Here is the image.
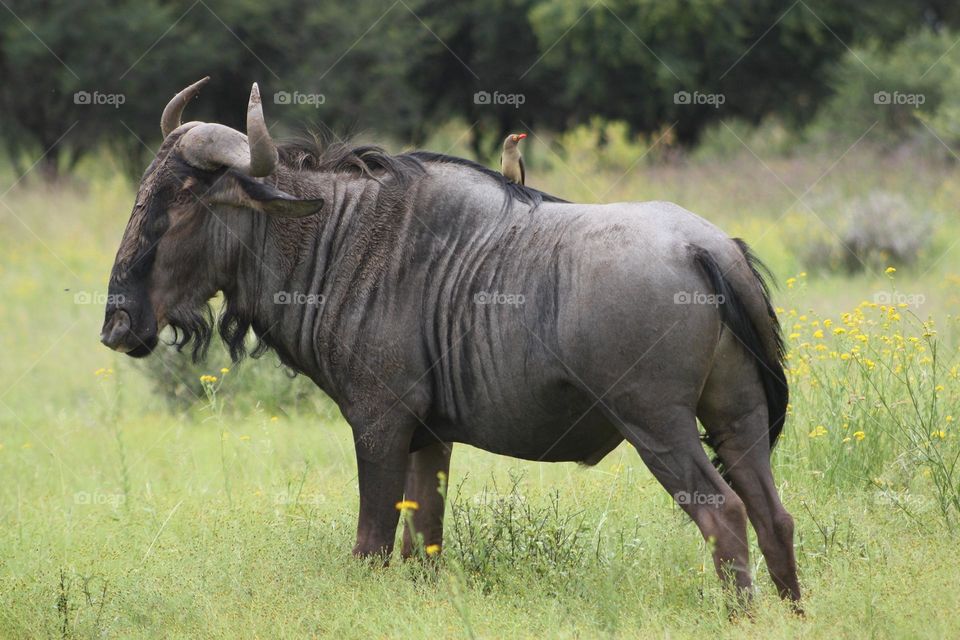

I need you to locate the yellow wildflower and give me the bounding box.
[884,266,896,274]
[809,425,828,438]
[395,500,419,511]
[200,375,218,384]
[220,367,230,374]
[931,430,946,440]
[854,431,865,441]
[425,544,441,556]
[813,329,824,339]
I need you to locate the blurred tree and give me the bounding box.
[0,0,184,178]
[523,0,930,143]
[1,0,958,179]
[0,0,427,179]
[813,27,960,149]
[408,0,558,159]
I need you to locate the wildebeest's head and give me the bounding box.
[100,78,323,358]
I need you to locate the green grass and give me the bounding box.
[1,143,959,638]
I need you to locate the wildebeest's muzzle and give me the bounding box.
[100,290,158,358]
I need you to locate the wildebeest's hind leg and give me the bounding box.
[401,441,453,558]
[604,403,753,598]
[698,345,802,604]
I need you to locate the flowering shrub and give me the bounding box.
[780,272,959,528]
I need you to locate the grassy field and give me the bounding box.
[1,140,959,638]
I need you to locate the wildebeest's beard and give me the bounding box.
[165,292,269,364]
[166,301,215,363]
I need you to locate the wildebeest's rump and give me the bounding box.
[101,80,801,605]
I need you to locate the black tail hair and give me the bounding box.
[692,239,788,479]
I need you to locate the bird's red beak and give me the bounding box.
[517,133,527,140]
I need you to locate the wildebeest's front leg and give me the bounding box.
[349,373,436,561]
[353,448,408,560]
[401,442,453,558]
[352,414,419,560]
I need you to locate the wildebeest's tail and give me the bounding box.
[691,239,788,477]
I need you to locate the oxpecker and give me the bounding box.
[500,133,527,185]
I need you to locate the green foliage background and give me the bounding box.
[4,0,960,175]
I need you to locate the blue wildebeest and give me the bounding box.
[101,79,800,604]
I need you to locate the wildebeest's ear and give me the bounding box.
[232,171,324,218]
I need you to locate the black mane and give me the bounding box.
[277,137,568,213]
[278,138,424,189]
[406,150,568,212]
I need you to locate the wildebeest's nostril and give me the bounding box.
[100,309,132,350]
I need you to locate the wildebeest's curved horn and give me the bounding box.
[161,77,210,138]
[178,83,278,177]
[246,83,278,177]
